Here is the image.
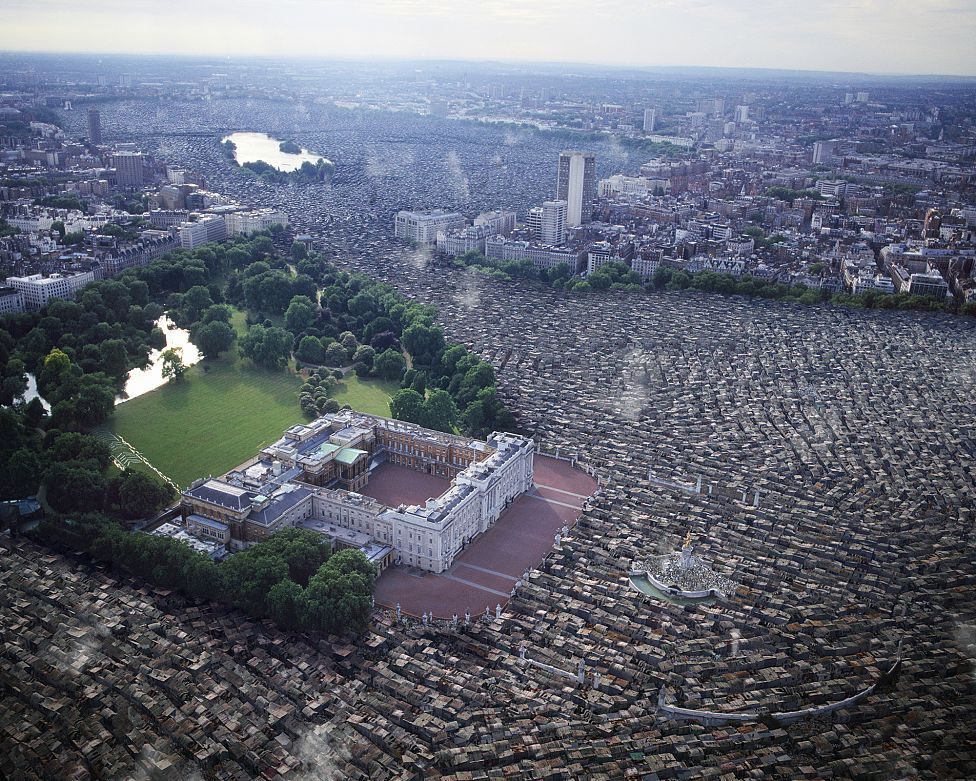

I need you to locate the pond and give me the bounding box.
[221,131,332,172]
[17,372,51,412]
[13,315,200,412]
[116,315,201,404]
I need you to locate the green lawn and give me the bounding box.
[107,312,399,488]
[331,374,399,417]
[108,311,304,488]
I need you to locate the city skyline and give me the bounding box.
[2,0,976,77]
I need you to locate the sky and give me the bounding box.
[2,0,975,76]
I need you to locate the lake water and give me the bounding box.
[13,315,200,412]
[17,373,51,412]
[222,131,331,172]
[116,315,201,404]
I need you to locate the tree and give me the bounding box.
[370,331,398,352]
[49,374,117,429]
[24,397,47,429]
[338,331,359,357]
[291,241,308,261]
[267,579,305,630]
[348,292,377,319]
[402,322,445,365]
[108,469,175,519]
[462,386,515,438]
[389,388,424,423]
[181,555,221,601]
[44,462,107,513]
[1,374,27,407]
[352,345,375,370]
[456,362,495,408]
[303,549,375,632]
[160,347,187,382]
[420,389,459,433]
[323,341,350,367]
[98,339,130,380]
[46,431,112,470]
[220,552,289,615]
[244,270,294,313]
[39,347,72,395]
[201,304,232,324]
[296,335,325,364]
[194,321,235,359]
[374,348,405,380]
[285,295,317,334]
[437,344,469,378]
[4,448,44,497]
[251,528,332,585]
[181,285,213,322]
[239,324,292,370]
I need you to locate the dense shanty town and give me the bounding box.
[1,54,975,780]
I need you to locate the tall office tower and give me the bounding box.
[856,91,869,103]
[540,200,567,245]
[556,151,596,227]
[696,97,724,116]
[87,109,102,145]
[111,151,145,187]
[734,105,749,123]
[643,108,657,132]
[812,140,837,166]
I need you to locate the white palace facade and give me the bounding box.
[181,411,535,573]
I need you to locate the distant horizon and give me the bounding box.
[3,0,975,78]
[2,49,976,83]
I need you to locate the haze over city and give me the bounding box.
[2,0,976,75]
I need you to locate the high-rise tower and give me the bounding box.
[87,108,102,145]
[643,108,657,133]
[556,150,596,227]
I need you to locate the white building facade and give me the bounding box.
[224,208,289,236]
[5,270,97,310]
[395,210,466,243]
[177,215,227,249]
[0,286,25,315]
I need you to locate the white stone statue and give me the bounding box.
[395,602,401,621]
[495,603,502,619]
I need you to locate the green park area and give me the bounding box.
[330,374,400,417]
[107,313,396,488]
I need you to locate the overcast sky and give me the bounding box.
[2,0,975,76]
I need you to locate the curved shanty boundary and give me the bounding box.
[656,641,903,726]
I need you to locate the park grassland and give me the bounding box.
[109,312,397,487]
[330,374,400,417]
[109,353,304,490]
